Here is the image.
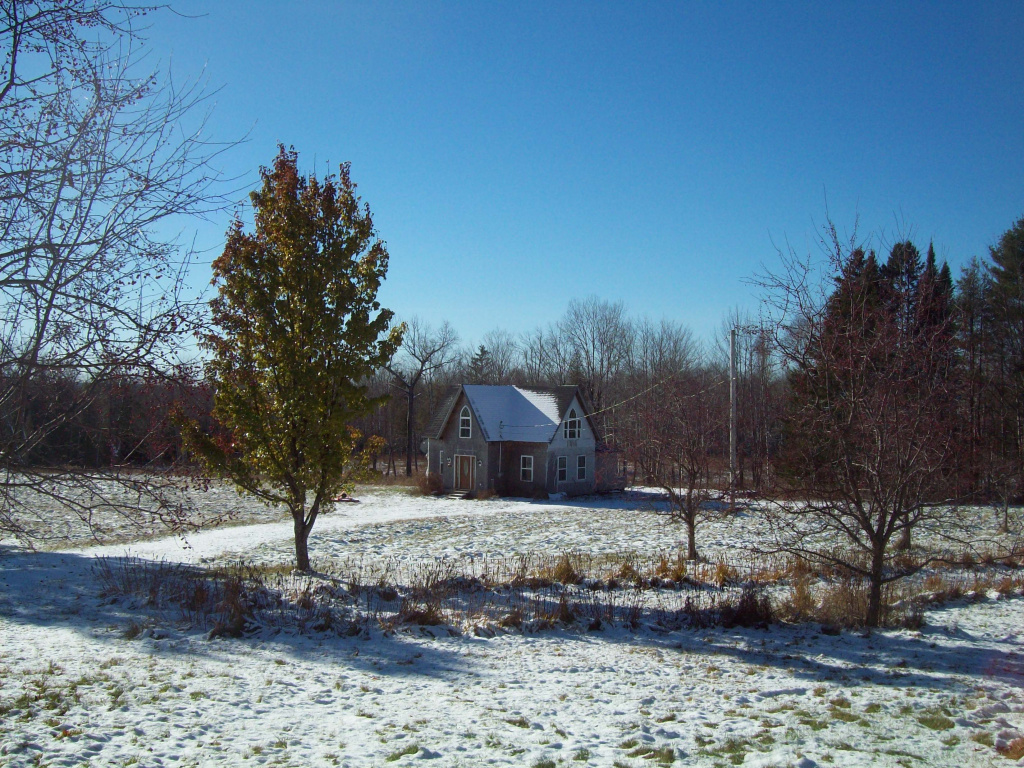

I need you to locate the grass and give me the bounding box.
[998,738,1024,760]
[385,744,419,762]
[917,713,955,731]
[625,744,674,764]
[971,732,995,747]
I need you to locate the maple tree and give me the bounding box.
[189,147,403,570]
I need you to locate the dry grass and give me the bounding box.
[94,537,1023,638]
[998,737,1024,760]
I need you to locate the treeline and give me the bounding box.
[11,216,1024,509]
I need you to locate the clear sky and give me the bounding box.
[146,1,1024,345]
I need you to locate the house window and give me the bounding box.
[459,406,471,438]
[577,454,587,480]
[557,455,567,482]
[564,408,580,439]
[521,455,533,482]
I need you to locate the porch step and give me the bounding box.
[443,492,469,501]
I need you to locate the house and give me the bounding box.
[424,384,626,497]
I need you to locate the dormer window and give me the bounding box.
[459,406,471,438]
[564,408,580,440]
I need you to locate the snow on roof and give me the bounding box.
[463,385,563,442]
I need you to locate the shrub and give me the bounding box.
[816,578,869,628]
[782,575,816,622]
[549,552,584,585]
[713,562,738,586]
[415,473,444,496]
[721,583,773,628]
[656,553,687,582]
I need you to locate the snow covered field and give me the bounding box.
[1,488,1022,767]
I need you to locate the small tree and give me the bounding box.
[629,368,724,560]
[385,318,459,476]
[760,224,963,626]
[190,147,402,570]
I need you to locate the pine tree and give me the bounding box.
[466,346,493,384]
[187,147,403,570]
[985,216,1024,503]
[774,236,961,626]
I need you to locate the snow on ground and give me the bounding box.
[0,489,1022,767]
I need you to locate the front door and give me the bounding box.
[456,455,474,491]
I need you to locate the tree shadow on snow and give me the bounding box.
[546,607,1024,694]
[0,546,473,678]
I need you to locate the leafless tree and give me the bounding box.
[714,309,782,491]
[479,328,521,384]
[558,296,632,414]
[623,325,723,560]
[757,223,968,626]
[386,318,460,475]
[0,1,233,543]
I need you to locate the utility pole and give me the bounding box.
[729,326,737,510]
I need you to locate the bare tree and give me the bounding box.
[758,224,965,626]
[714,310,781,491]
[0,1,232,542]
[386,318,460,475]
[624,330,723,560]
[558,296,632,414]
[479,328,521,384]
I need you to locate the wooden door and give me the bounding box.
[456,455,474,491]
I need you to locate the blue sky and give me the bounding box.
[148,1,1024,344]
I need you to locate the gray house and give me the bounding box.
[424,385,625,497]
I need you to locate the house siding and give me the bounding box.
[547,396,597,495]
[435,392,490,492]
[494,441,547,497]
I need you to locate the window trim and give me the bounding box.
[577,454,587,480]
[557,455,567,482]
[520,455,533,483]
[459,406,471,439]
[564,407,581,440]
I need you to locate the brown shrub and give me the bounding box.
[713,562,738,587]
[548,552,584,586]
[998,737,1024,760]
[816,578,870,628]
[720,583,774,628]
[656,553,688,582]
[415,473,444,496]
[781,575,817,622]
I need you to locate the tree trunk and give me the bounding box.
[293,514,311,572]
[866,548,885,627]
[686,516,698,561]
[405,387,415,476]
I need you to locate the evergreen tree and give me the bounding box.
[773,235,962,626]
[466,345,493,384]
[187,147,403,570]
[881,240,923,335]
[985,216,1024,501]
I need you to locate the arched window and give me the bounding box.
[564,408,580,439]
[459,406,471,438]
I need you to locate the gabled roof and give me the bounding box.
[427,384,587,443]
[424,385,460,441]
